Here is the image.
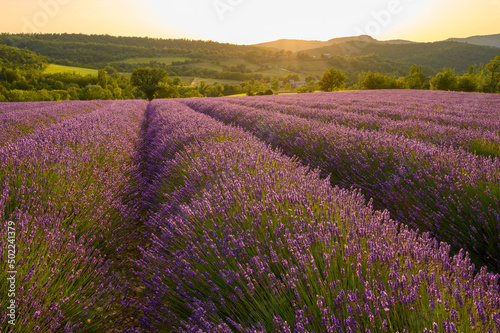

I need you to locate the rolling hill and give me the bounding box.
[252,35,377,52]
[0,44,48,70]
[1,33,498,83]
[447,33,500,48]
[253,35,415,52]
[300,40,500,74]
[0,33,269,69]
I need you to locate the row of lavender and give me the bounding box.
[0,101,107,147]
[221,91,500,158]
[136,99,500,332]
[248,90,500,132]
[0,100,147,332]
[180,93,500,274]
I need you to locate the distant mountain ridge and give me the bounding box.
[253,33,500,52]
[251,33,500,74]
[1,32,498,79]
[446,33,500,48]
[300,40,499,74]
[252,35,376,52]
[253,35,416,52]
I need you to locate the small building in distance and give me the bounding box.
[290,80,306,88]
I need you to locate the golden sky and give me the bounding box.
[1,0,499,44]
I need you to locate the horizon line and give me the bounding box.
[2,31,500,47]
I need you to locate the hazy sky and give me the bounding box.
[1,0,499,44]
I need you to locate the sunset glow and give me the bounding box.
[1,0,498,44]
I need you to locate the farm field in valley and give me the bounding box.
[42,64,100,76]
[190,76,244,86]
[1,90,500,332]
[118,56,192,65]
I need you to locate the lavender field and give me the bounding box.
[1,90,500,332]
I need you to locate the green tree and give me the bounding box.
[485,56,500,93]
[1,68,21,84]
[53,80,65,90]
[172,77,183,86]
[215,83,224,96]
[112,87,122,99]
[104,65,119,78]
[36,89,53,101]
[430,68,457,91]
[50,90,70,101]
[197,81,209,96]
[281,74,300,84]
[318,67,346,92]
[271,77,281,91]
[456,74,477,92]
[305,75,317,83]
[468,65,475,76]
[67,86,81,100]
[0,86,6,101]
[404,64,427,89]
[359,71,401,90]
[184,89,203,98]
[97,69,107,89]
[223,84,239,96]
[130,67,168,101]
[82,85,107,100]
[156,84,180,99]
[298,80,318,93]
[245,84,255,96]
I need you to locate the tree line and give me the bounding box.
[0,34,275,70]
[306,40,500,75]
[0,66,249,102]
[0,39,498,102]
[317,56,500,94]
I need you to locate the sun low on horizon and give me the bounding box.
[1,0,499,45]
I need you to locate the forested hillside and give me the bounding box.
[0,33,270,68]
[301,40,500,74]
[0,33,498,102]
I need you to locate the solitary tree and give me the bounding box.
[131,67,168,101]
[318,67,346,92]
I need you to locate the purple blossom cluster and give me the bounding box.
[2,91,500,332]
[180,91,500,273]
[0,100,147,332]
[0,100,106,146]
[137,99,500,332]
[220,91,500,158]
[240,90,500,132]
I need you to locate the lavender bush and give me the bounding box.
[241,90,500,132]
[2,91,500,332]
[137,99,500,332]
[181,92,500,273]
[0,100,106,146]
[221,92,500,158]
[0,100,147,332]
